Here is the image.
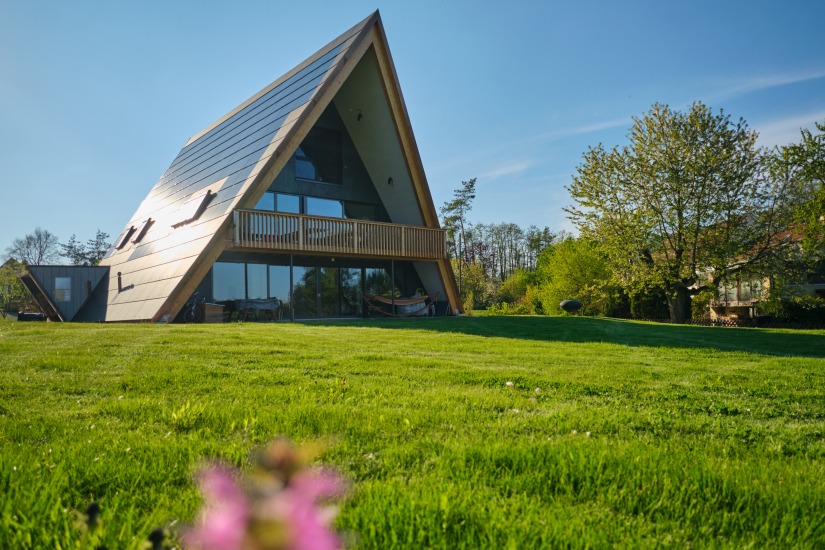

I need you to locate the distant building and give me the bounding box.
[710,273,825,320]
[21,12,461,322]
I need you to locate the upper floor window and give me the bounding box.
[295,127,341,184]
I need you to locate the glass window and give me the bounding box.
[292,266,317,319]
[305,197,343,218]
[268,265,291,305]
[254,191,275,211]
[365,268,396,298]
[339,268,361,316]
[275,193,300,213]
[173,190,214,228]
[344,202,378,221]
[131,218,153,244]
[318,267,339,317]
[294,127,341,184]
[247,264,267,300]
[116,226,136,249]
[213,262,245,301]
[55,277,71,302]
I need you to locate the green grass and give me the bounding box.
[1,316,823,548]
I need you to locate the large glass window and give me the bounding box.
[254,191,275,211]
[276,193,300,213]
[247,264,267,300]
[305,197,343,218]
[292,266,317,319]
[55,277,71,302]
[318,267,340,317]
[213,262,245,301]
[295,127,341,184]
[269,265,291,306]
[339,268,361,316]
[344,202,378,221]
[365,268,397,298]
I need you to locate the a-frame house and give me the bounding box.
[91,10,459,322]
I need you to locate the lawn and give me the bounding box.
[1,316,823,548]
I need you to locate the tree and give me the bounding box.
[5,227,60,265]
[59,234,88,266]
[59,230,111,266]
[535,237,626,316]
[566,102,793,322]
[85,230,111,266]
[779,119,825,254]
[0,260,29,317]
[440,178,477,262]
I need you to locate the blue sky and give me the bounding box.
[2,0,824,257]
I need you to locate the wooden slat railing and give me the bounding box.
[231,209,446,260]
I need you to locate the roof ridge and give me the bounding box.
[184,10,379,147]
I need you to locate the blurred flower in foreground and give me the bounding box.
[184,439,348,550]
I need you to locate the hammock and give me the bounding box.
[362,291,439,317]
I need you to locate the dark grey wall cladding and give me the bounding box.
[28,266,109,321]
[268,104,384,207]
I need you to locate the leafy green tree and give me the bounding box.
[535,237,625,316]
[777,119,825,254]
[452,259,491,312]
[0,260,28,317]
[566,102,793,322]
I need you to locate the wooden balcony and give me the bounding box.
[230,209,447,261]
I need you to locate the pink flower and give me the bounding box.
[279,469,347,550]
[184,466,248,550]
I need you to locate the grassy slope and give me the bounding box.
[0,316,823,548]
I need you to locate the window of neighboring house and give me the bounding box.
[295,127,342,184]
[55,277,71,302]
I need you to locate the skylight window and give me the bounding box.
[131,218,153,244]
[115,226,136,249]
[173,190,215,228]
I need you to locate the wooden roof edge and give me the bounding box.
[184,11,380,147]
[437,258,463,315]
[368,17,441,230]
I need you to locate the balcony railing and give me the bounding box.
[230,209,447,260]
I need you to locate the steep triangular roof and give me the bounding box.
[99,11,459,321]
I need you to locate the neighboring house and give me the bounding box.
[709,275,769,320]
[21,11,461,322]
[709,272,825,320]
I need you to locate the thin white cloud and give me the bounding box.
[478,160,532,181]
[712,67,825,101]
[756,109,825,148]
[428,116,630,174]
[539,117,631,140]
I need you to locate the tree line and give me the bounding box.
[5,228,111,267]
[443,103,824,323]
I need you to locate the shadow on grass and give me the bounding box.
[304,316,825,359]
